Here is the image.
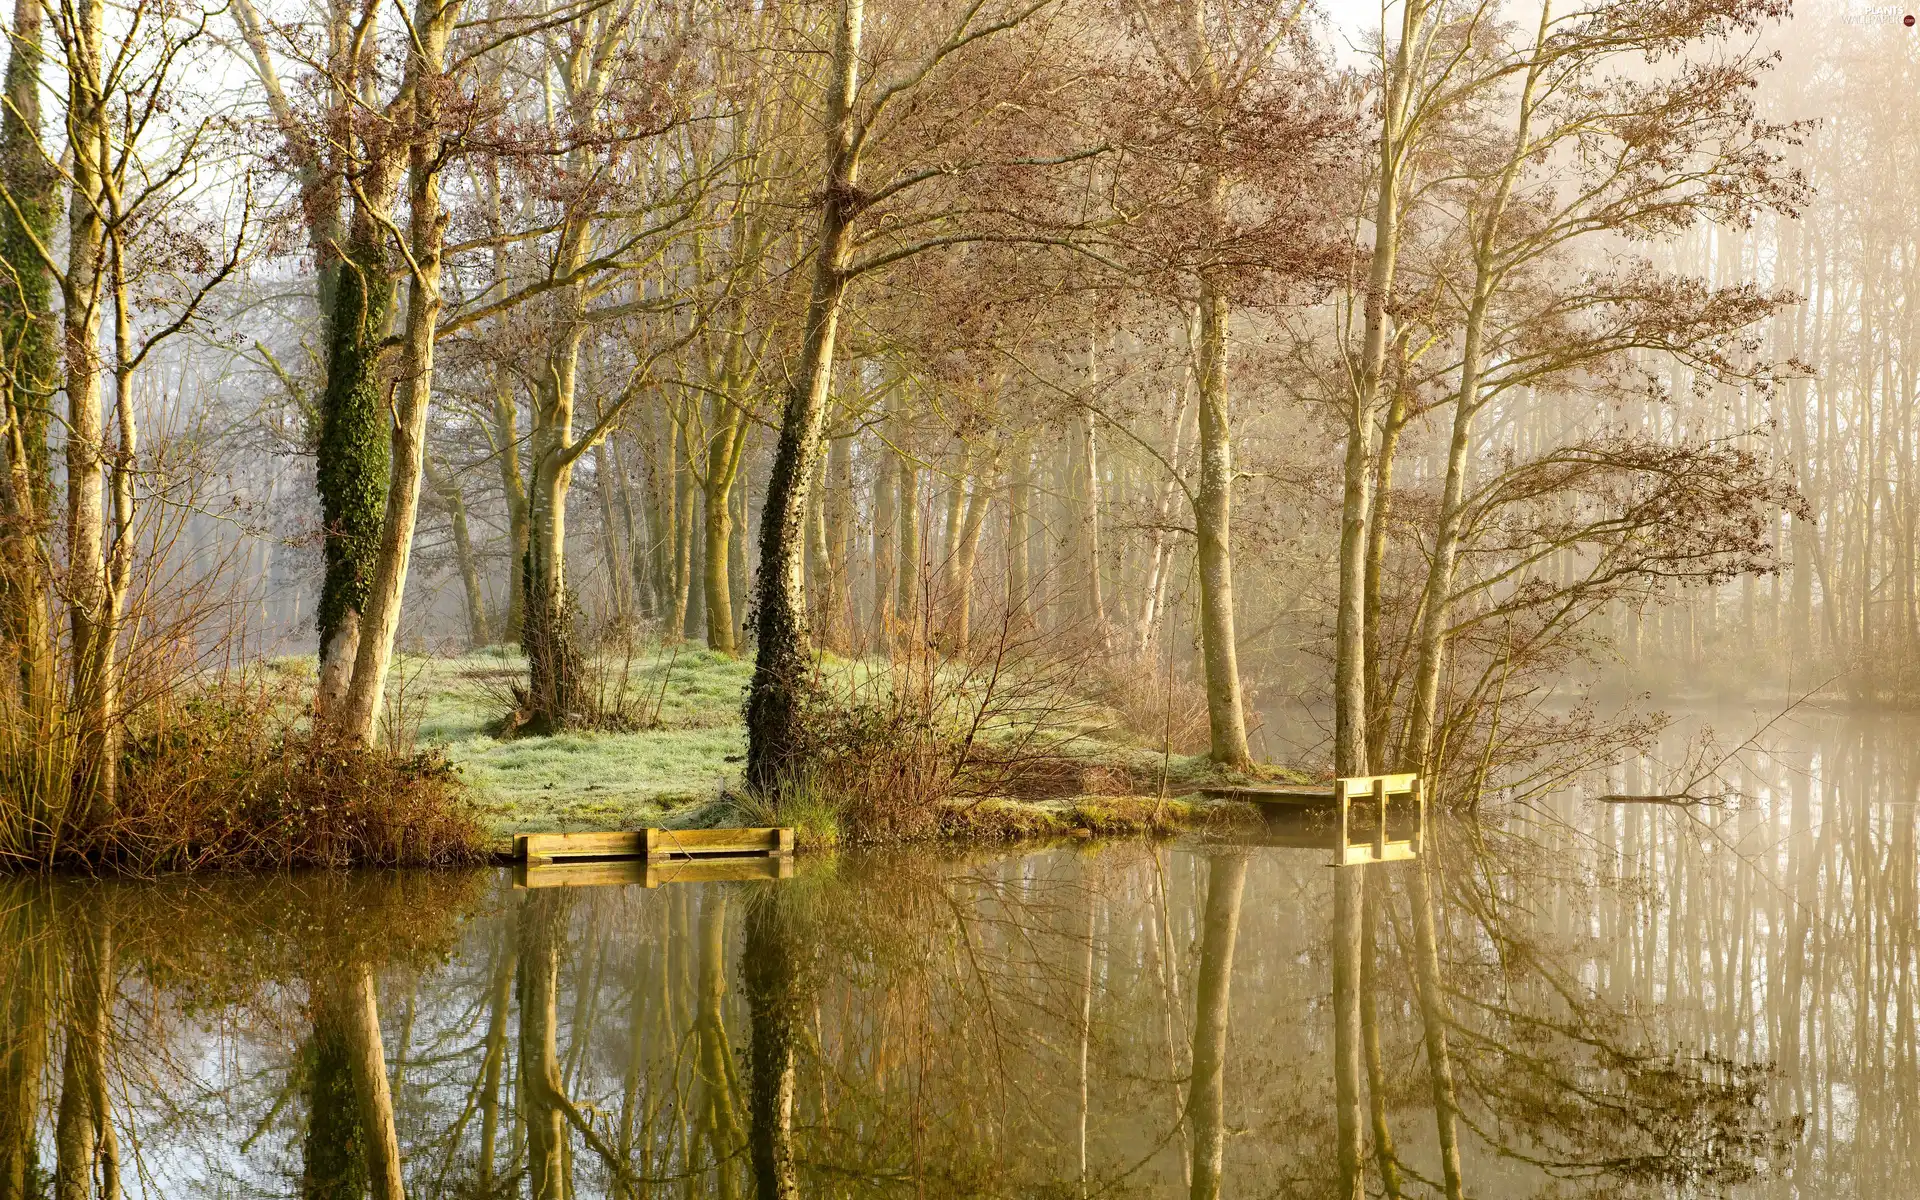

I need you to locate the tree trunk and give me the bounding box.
[1186,852,1247,1200]
[612,433,653,620]
[1193,278,1252,768]
[1006,437,1032,627]
[1400,28,1544,771]
[521,311,586,731]
[1078,396,1109,646]
[494,372,529,642]
[1336,0,1425,779]
[334,0,461,744]
[0,0,57,770]
[744,9,867,794]
[951,468,991,654]
[1363,352,1412,765]
[340,967,403,1200]
[745,0,867,793]
[703,401,750,654]
[302,973,367,1200]
[594,438,629,623]
[895,449,921,647]
[938,447,969,638]
[1136,372,1192,655]
[425,454,488,649]
[475,929,513,1195]
[730,461,749,647]
[315,218,396,715]
[870,438,897,644]
[822,433,853,651]
[60,0,110,820]
[694,892,742,1192]
[670,421,695,640]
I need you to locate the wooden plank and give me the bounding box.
[648,829,791,856]
[644,827,792,860]
[1332,773,1419,799]
[1199,785,1336,805]
[517,831,648,861]
[514,854,795,890]
[515,827,795,862]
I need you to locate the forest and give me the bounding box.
[0,0,1904,867]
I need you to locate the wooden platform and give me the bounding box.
[513,827,795,866]
[1210,774,1425,867]
[1200,784,1337,806]
[514,854,795,890]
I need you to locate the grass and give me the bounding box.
[376,645,753,847]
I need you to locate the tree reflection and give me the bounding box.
[0,788,1887,1200]
[1407,852,1462,1200]
[1185,852,1246,1200]
[744,886,816,1200]
[1330,866,1363,1200]
[516,888,570,1200]
[0,884,51,1200]
[300,974,367,1200]
[53,889,115,1200]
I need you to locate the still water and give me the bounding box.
[0,708,1914,1198]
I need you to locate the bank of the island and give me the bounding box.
[397,644,1296,856]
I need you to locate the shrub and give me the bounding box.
[1,676,485,872]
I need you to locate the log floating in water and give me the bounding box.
[513,827,796,865]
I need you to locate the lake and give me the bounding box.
[1,706,1913,1198]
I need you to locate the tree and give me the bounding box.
[1390,0,1803,772]
[1104,0,1349,767]
[746,0,1095,794]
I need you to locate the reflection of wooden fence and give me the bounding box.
[1203,774,1424,866]
[513,827,795,865]
[514,854,795,890]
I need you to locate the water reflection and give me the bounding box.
[2,712,1915,1197]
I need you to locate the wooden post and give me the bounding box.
[1372,776,1388,863]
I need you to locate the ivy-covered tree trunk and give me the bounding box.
[332,0,463,746]
[0,0,58,771]
[521,325,584,733]
[314,222,394,716]
[744,0,863,796]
